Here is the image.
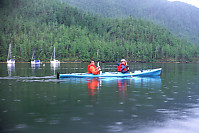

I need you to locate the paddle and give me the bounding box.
[97,49,101,74]
[124,60,133,77]
[126,61,130,72]
[97,61,102,74]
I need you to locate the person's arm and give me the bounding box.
[90,66,99,75]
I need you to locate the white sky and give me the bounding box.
[168,0,199,8]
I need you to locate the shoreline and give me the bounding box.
[1,61,198,63]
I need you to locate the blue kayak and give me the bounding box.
[57,68,162,78]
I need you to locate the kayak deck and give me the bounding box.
[58,68,162,78]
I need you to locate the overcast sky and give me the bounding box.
[168,0,199,8]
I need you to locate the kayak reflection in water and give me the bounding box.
[117,59,130,73]
[88,78,99,96]
[88,61,101,75]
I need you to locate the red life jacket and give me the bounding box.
[88,64,98,74]
[118,63,127,72]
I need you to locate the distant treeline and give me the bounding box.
[0,0,198,62]
[63,0,199,46]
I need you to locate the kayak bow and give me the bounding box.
[57,68,162,79]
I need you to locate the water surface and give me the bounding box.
[0,63,199,133]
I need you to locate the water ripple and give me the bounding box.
[15,124,27,129]
[48,120,59,125]
[34,118,46,123]
[70,117,82,121]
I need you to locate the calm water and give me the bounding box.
[0,62,199,133]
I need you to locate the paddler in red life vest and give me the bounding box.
[117,59,129,73]
[88,61,101,75]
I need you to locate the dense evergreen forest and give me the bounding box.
[0,0,198,62]
[63,0,199,46]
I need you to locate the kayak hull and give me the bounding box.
[58,68,162,78]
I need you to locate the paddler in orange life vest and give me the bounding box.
[88,61,101,75]
[117,59,129,73]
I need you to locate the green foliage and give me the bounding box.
[0,0,198,62]
[63,0,199,46]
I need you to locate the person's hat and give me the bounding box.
[121,59,126,62]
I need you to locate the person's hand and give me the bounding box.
[127,66,130,71]
[97,66,101,71]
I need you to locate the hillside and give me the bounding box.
[62,0,199,46]
[0,0,198,62]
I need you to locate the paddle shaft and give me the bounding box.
[126,61,130,71]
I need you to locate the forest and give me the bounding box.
[0,0,198,62]
[63,0,199,46]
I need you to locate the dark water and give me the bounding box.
[0,63,199,133]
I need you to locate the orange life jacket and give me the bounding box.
[118,63,127,72]
[88,64,98,74]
